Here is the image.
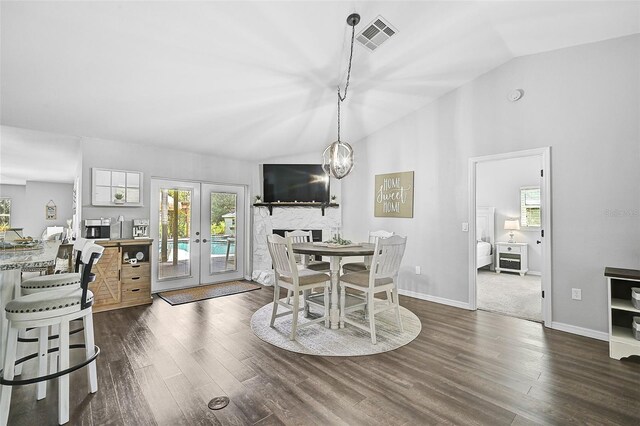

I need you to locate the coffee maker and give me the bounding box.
[132,219,149,239]
[84,218,111,240]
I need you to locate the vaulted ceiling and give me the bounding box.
[2,1,638,162]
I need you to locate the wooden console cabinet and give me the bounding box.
[92,239,153,313]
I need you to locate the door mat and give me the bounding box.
[158,281,260,306]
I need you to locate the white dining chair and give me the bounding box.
[267,234,330,340]
[339,235,406,344]
[342,230,394,273]
[1,243,103,425]
[284,230,330,271]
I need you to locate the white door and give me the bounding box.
[200,183,245,284]
[151,179,245,292]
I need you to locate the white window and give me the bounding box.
[520,187,540,228]
[0,198,11,230]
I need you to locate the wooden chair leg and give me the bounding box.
[368,292,377,344]
[0,326,19,426]
[13,329,25,376]
[83,313,98,394]
[324,283,330,328]
[393,287,403,332]
[36,326,48,400]
[386,289,393,306]
[339,285,346,329]
[286,289,292,304]
[303,289,310,318]
[49,324,59,375]
[58,321,70,425]
[270,282,279,327]
[290,291,300,341]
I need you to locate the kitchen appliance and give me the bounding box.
[84,218,111,240]
[132,219,149,239]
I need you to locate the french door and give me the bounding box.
[150,179,246,292]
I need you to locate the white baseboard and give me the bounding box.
[528,271,541,276]
[551,321,609,341]
[398,289,470,310]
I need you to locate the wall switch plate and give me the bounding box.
[572,288,582,300]
[462,222,469,232]
[415,266,421,275]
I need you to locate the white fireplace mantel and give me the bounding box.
[251,206,341,285]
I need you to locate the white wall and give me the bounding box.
[81,137,255,239]
[477,156,542,273]
[0,181,73,237]
[341,34,640,334]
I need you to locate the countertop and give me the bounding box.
[0,241,61,271]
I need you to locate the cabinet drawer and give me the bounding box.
[122,263,150,280]
[500,245,521,254]
[122,280,151,302]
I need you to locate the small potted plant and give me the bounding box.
[330,195,337,203]
[255,195,262,203]
[114,192,125,204]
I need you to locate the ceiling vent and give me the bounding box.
[356,16,397,51]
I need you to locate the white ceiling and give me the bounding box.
[1,1,638,162]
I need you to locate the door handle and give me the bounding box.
[203,239,208,243]
[195,239,200,243]
[536,240,542,244]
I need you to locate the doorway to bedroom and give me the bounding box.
[469,148,551,325]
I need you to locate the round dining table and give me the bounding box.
[291,242,374,329]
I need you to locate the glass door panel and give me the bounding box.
[201,183,245,283]
[151,179,200,291]
[158,188,193,280]
[208,192,237,274]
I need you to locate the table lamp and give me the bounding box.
[504,219,520,243]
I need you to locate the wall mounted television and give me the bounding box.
[262,164,330,203]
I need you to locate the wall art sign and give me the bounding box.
[46,200,57,220]
[374,171,414,218]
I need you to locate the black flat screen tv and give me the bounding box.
[262,164,329,203]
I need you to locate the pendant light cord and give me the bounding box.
[337,22,357,142]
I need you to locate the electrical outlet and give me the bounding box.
[571,288,582,300]
[462,222,469,232]
[415,266,421,275]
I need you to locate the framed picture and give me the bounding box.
[46,200,57,220]
[374,171,414,218]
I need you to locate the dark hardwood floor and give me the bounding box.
[7,285,640,425]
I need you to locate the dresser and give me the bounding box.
[495,242,528,276]
[92,239,152,312]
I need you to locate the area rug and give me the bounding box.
[159,281,260,305]
[477,270,542,322]
[250,299,421,356]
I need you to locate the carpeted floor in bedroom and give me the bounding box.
[477,270,542,322]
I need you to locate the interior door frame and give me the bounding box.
[468,147,552,326]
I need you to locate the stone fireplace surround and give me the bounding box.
[252,206,341,285]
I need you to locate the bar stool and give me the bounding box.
[0,243,103,425]
[20,237,89,296]
[14,238,89,377]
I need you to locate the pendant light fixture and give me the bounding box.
[322,13,360,180]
